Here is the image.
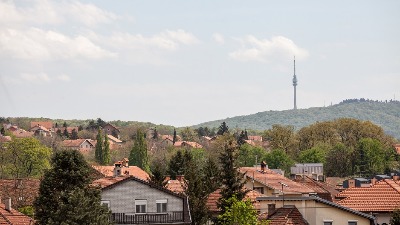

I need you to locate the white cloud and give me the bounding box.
[20,73,71,83]
[229,35,309,62]
[213,33,225,44]
[0,0,119,28]
[0,28,116,60]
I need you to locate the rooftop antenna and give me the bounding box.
[292,56,298,110]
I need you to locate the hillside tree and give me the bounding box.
[217,122,229,135]
[129,129,150,173]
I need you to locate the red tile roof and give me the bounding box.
[166,180,186,194]
[294,176,340,202]
[62,139,93,148]
[30,121,52,130]
[248,136,263,142]
[240,167,314,194]
[266,205,309,225]
[10,130,33,138]
[107,135,122,143]
[181,141,203,149]
[0,179,40,209]
[336,179,400,212]
[0,202,34,225]
[92,165,150,181]
[206,188,265,213]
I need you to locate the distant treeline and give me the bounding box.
[339,98,400,105]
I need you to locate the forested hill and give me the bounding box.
[193,100,400,140]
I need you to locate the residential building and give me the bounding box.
[336,178,400,224]
[92,159,150,181]
[61,139,95,152]
[293,175,340,202]
[342,178,371,188]
[102,123,120,139]
[29,125,52,137]
[174,141,203,149]
[256,196,375,225]
[0,198,34,225]
[290,163,324,181]
[93,176,191,225]
[30,121,53,131]
[259,205,309,225]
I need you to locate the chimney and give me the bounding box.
[5,198,11,212]
[113,162,122,177]
[371,177,377,185]
[393,175,399,181]
[267,204,276,217]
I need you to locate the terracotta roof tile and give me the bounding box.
[0,203,34,225]
[336,179,400,212]
[166,180,186,194]
[294,176,339,202]
[0,179,40,209]
[62,139,93,148]
[268,205,309,225]
[30,121,52,129]
[92,165,150,181]
[240,167,314,194]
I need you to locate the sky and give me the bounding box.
[1,0,399,127]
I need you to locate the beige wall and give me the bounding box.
[259,199,372,225]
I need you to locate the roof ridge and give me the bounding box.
[384,179,400,194]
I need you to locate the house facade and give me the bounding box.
[61,139,94,152]
[93,176,191,225]
[257,196,375,225]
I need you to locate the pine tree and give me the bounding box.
[150,163,167,187]
[129,129,150,173]
[63,121,67,128]
[95,128,103,164]
[152,128,159,139]
[102,134,111,165]
[168,150,185,180]
[34,150,111,225]
[237,131,247,146]
[217,134,247,215]
[203,158,220,195]
[63,128,69,139]
[184,156,209,225]
[244,129,249,140]
[217,122,229,135]
[71,128,79,140]
[173,128,177,145]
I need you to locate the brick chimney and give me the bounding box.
[113,162,122,177]
[5,198,11,212]
[261,161,267,172]
[176,175,184,182]
[393,175,400,181]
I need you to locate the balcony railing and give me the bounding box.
[111,211,184,224]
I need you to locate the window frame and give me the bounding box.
[348,221,358,225]
[156,199,168,213]
[101,200,110,209]
[135,199,147,214]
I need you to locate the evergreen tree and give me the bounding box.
[217,122,229,135]
[203,157,220,196]
[63,128,69,139]
[129,129,150,173]
[152,128,159,139]
[184,156,209,225]
[55,122,58,128]
[78,125,83,131]
[244,130,249,140]
[217,196,258,225]
[217,134,247,215]
[168,150,185,180]
[95,128,103,164]
[102,134,111,165]
[173,128,178,145]
[150,163,167,187]
[237,131,247,146]
[63,121,67,128]
[56,129,62,137]
[71,129,79,140]
[34,150,111,225]
[0,127,5,135]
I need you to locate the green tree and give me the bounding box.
[34,150,111,225]
[0,127,5,135]
[238,144,267,167]
[325,143,353,177]
[102,134,111,165]
[184,152,209,225]
[355,138,386,177]
[217,196,258,225]
[264,149,294,174]
[129,129,150,173]
[203,157,220,195]
[168,150,185,180]
[264,125,296,155]
[3,137,51,178]
[390,207,400,225]
[56,129,62,137]
[95,128,103,164]
[152,128,159,139]
[217,122,229,135]
[298,145,328,164]
[150,163,167,187]
[173,128,178,144]
[217,134,247,214]
[71,128,79,140]
[63,128,69,139]
[181,127,196,141]
[63,121,68,128]
[237,131,247,146]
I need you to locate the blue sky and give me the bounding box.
[1,0,399,127]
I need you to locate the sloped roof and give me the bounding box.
[107,135,122,143]
[206,188,265,213]
[294,176,340,202]
[240,167,314,194]
[0,179,40,209]
[181,141,203,149]
[62,139,93,148]
[166,179,186,194]
[336,179,400,212]
[102,123,120,132]
[0,202,34,225]
[29,125,50,132]
[92,165,150,181]
[267,205,309,225]
[11,130,33,138]
[30,121,52,129]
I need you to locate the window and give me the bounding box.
[348,221,357,225]
[323,222,332,225]
[254,187,264,194]
[135,200,147,213]
[101,200,110,208]
[156,199,167,213]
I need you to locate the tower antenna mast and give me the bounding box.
[293,56,298,110]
